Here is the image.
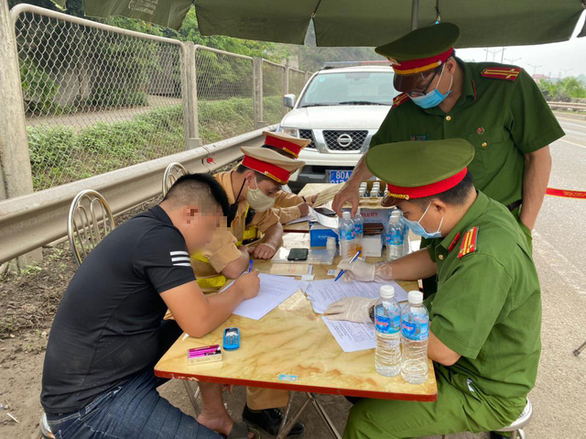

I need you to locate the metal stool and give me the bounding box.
[39,412,55,439]
[441,398,532,439]
[67,189,115,266]
[162,162,188,197]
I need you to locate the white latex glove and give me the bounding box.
[336,258,376,282]
[325,297,378,323]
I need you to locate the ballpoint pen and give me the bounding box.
[334,250,361,282]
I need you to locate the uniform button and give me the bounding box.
[438,254,444,260]
[482,142,488,147]
[445,116,452,121]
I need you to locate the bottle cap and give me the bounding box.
[343,211,351,219]
[380,285,395,299]
[408,290,423,304]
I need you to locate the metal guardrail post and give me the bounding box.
[182,42,202,149]
[0,0,42,268]
[253,57,266,129]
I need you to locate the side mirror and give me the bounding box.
[283,94,296,108]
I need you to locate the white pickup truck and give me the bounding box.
[276,63,399,190]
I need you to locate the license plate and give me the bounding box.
[328,170,352,184]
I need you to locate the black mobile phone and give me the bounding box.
[287,248,309,261]
[313,206,336,217]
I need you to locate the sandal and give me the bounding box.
[223,420,261,439]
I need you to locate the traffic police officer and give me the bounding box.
[191,144,306,436]
[333,22,564,255]
[326,139,541,439]
[261,131,320,224]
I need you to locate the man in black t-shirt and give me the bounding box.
[41,174,260,439]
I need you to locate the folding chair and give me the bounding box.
[162,162,188,197]
[67,189,115,266]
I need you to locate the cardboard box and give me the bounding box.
[310,224,339,248]
[362,234,383,257]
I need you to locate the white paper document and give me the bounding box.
[321,317,376,352]
[231,274,301,320]
[305,279,408,314]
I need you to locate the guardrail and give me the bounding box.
[0,126,275,263]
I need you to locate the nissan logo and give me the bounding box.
[337,133,353,147]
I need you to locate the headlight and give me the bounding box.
[281,127,299,137]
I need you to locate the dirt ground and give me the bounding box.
[1,202,585,438]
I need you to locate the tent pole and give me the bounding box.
[411,0,419,30]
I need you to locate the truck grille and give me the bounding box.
[299,129,316,149]
[323,130,367,151]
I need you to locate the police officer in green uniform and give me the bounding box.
[332,22,564,284]
[325,139,541,439]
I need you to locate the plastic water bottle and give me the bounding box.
[374,285,402,377]
[401,291,429,384]
[353,209,364,255]
[385,210,404,261]
[339,211,356,259]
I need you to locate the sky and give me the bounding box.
[457,11,586,79]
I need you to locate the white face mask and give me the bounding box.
[246,178,275,212]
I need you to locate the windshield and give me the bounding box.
[298,71,398,108]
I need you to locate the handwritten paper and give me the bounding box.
[231,274,301,320]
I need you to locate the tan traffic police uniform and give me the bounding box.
[191,145,305,411]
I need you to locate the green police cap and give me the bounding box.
[375,22,460,92]
[365,138,474,206]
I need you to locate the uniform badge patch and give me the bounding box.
[476,127,485,135]
[410,134,430,141]
[458,227,478,258]
[392,92,410,109]
[480,67,521,81]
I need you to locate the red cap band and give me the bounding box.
[264,136,302,158]
[386,168,467,200]
[241,155,290,184]
[391,48,454,75]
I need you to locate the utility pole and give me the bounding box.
[500,48,506,63]
[528,64,541,75]
[505,57,522,65]
[485,49,500,62]
[560,68,573,77]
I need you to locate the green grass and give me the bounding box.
[27,96,284,191]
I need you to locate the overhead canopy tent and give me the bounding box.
[75,0,586,48]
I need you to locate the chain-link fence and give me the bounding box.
[262,60,287,124]
[13,8,185,192]
[195,47,254,145]
[289,68,308,97]
[4,5,313,197]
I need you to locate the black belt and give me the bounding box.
[507,200,522,212]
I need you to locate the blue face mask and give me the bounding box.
[410,66,453,109]
[403,203,444,239]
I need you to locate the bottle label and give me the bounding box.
[375,314,401,334]
[387,229,403,246]
[401,318,429,341]
[354,224,363,235]
[340,228,355,240]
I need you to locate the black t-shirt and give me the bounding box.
[41,206,195,414]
